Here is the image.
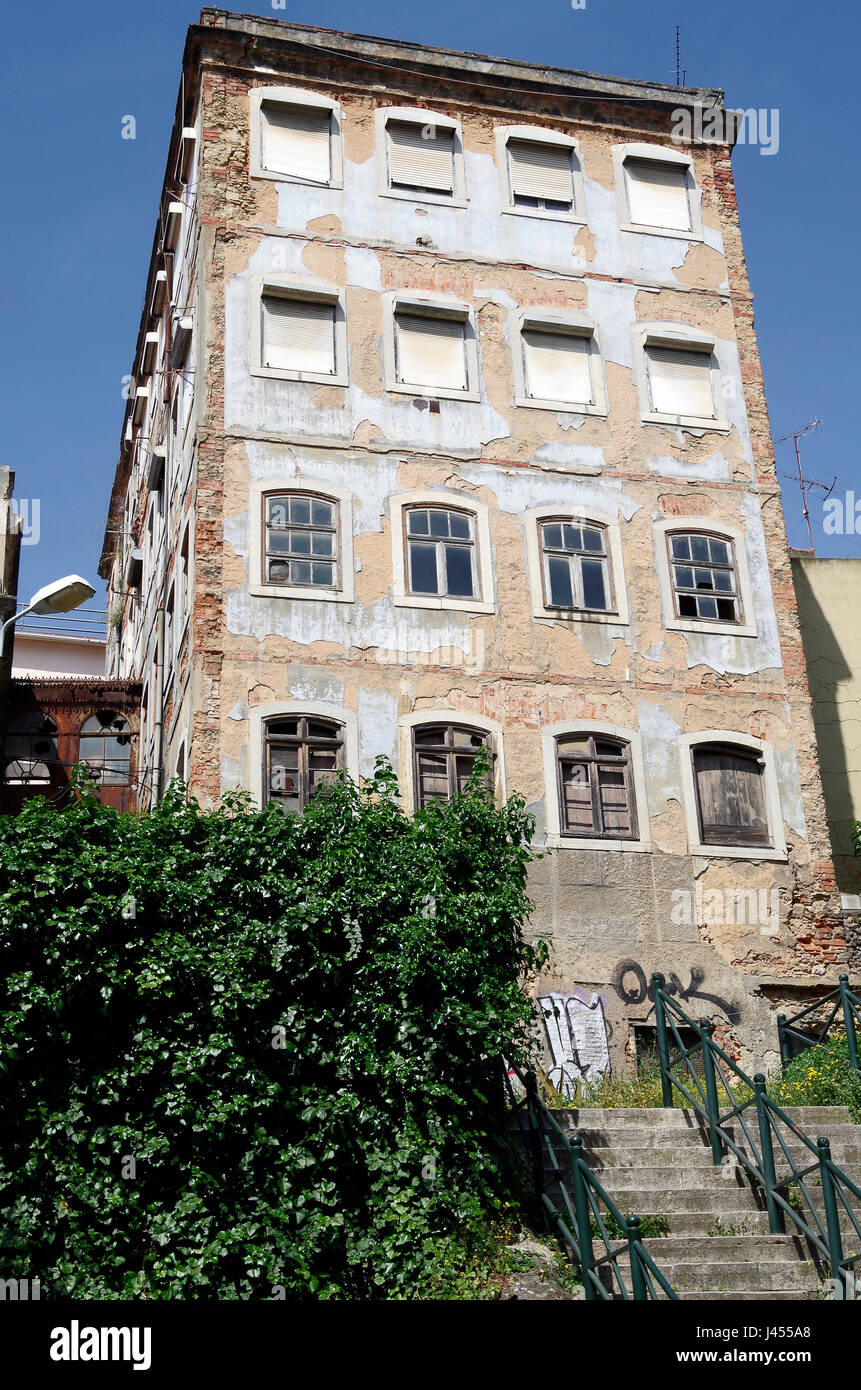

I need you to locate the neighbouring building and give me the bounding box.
[0,470,140,816]
[791,552,861,906]
[98,9,858,1079]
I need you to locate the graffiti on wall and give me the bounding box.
[539,990,611,1097]
[610,959,741,1025]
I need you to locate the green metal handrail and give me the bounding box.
[505,1061,678,1300]
[777,974,860,1075]
[652,973,861,1298]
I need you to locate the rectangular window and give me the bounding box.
[556,735,636,840]
[669,533,739,623]
[265,716,344,814]
[412,724,491,807]
[508,139,574,210]
[387,121,454,193]
[261,102,332,184]
[523,329,593,405]
[406,507,475,599]
[541,521,610,612]
[265,494,338,589]
[646,345,715,419]
[395,313,467,392]
[625,159,691,231]
[262,295,336,376]
[693,745,769,847]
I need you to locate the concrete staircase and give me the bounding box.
[546,1105,861,1300]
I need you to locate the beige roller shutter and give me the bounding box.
[625,159,691,230]
[646,346,714,417]
[262,296,336,374]
[395,313,466,390]
[523,330,593,404]
[508,140,574,205]
[262,103,331,184]
[387,121,454,192]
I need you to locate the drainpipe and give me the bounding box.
[152,602,165,805]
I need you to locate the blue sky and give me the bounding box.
[3,0,858,608]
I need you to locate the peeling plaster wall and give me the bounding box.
[103,18,854,1077]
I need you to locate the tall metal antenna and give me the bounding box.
[774,418,832,552]
[675,26,681,85]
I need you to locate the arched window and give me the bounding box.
[667,531,740,624]
[412,723,492,807]
[263,492,339,590]
[691,742,769,847]
[2,712,58,784]
[264,715,344,814]
[540,518,611,612]
[79,712,132,786]
[555,733,637,840]
[405,506,477,599]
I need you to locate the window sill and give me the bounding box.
[689,843,788,863]
[251,170,343,191]
[379,187,467,209]
[393,593,494,615]
[249,582,355,604]
[532,606,626,626]
[515,394,607,417]
[620,222,703,242]
[251,366,349,388]
[386,381,480,404]
[666,616,757,639]
[642,410,730,433]
[502,205,585,226]
[545,834,651,852]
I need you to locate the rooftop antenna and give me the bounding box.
[774,418,833,552]
[675,26,686,86]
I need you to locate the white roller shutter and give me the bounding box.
[625,159,691,230]
[523,330,593,404]
[395,314,466,390]
[387,121,454,192]
[262,296,336,374]
[646,346,715,417]
[508,140,574,206]
[262,103,331,184]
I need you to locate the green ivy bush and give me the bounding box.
[0,759,544,1299]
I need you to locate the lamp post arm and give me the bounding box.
[0,601,36,659]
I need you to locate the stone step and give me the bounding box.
[682,1289,824,1301]
[640,1234,807,1262]
[556,1164,753,1191]
[578,1146,721,1170]
[548,1128,711,1150]
[657,1209,775,1236]
[547,1185,763,1215]
[618,1260,819,1294]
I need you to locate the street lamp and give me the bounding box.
[0,575,97,657]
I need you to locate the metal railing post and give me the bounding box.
[524,1070,545,1213]
[652,973,674,1108]
[700,1019,723,1165]
[570,1136,595,1301]
[818,1137,847,1295]
[839,975,859,1073]
[626,1216,648,1301]
[777,1013,791,1069]
[755,1074,784,1235]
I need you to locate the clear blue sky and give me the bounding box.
[3,0,858,608]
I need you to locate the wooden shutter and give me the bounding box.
[262,297,336,374]
[508,140,573,204]
[262,103,331,184]
[523,330,593,404]
[625,159,691,230]
[387,121,454,192]
[646,346,714,418]
[396,314,466,390]
[694,748,769,845]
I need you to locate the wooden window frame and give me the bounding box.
[555,734,638,841]
[411,723,493,809]
[403,504,478,602]
[666,530,742,626]
[261,490,341,593]
[263,715,345,815]
[539,517,613,614]
[691,741,771,849]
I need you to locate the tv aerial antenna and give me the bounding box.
[774,418,834,552]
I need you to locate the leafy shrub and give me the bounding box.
[768,1035,861,1122]
[0,759,545,1299]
